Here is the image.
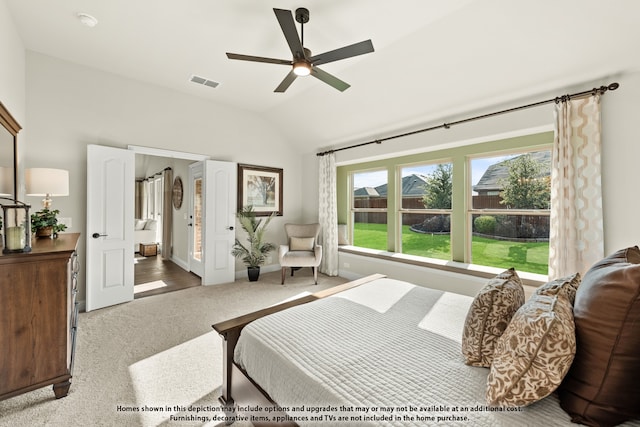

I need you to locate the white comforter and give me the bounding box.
[234,278,640,427]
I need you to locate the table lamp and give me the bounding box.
[26,168,69,209]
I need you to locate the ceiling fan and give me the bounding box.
[226,8,374,93]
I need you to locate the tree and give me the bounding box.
[422,163,453,209]
[499,154,550,209]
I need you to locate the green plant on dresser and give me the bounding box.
[31,208,67,238]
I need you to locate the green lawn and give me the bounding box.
[353,223,549,275]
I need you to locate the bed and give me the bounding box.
[213,270,640,427]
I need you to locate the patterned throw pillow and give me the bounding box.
[534,273,581,305]
[461,268,525,367]
[486,293,576,407]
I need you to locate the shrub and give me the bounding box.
[413,215,450,233]
[474,215,496,234]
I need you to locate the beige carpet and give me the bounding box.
[0,269,347,427]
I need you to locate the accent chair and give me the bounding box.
[279,223,322,285]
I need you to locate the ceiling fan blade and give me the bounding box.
[226,53,292,65]
[311,67,350,92]
[274,70,298,93]
[310,40,374,66]
[273,9,305,59]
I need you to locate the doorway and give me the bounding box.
[131,148,208,298]
[87,146,237,311]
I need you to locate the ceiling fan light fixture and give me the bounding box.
[293,60,311,76]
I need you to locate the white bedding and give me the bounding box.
[234,278,640,427]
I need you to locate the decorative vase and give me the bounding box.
[247,266,260,282]
[36,226,53,238]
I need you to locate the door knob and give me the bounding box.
[226,226,234,230]
[92,233,107,239]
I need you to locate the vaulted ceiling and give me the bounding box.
[6,0,640,154]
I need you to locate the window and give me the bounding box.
[398,162,452,260]
[469,150,551,274]
[337,131,554,276]
[351,170,388,250]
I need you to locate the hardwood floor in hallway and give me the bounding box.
[134,254,201,299]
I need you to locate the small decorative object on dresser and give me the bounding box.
[0,198,32,253]
[0,233,80,401]
[30,208,67,238]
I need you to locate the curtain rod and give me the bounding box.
[136,166,172,182]
[316,82,619,157]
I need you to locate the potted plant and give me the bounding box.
[231,205,276,281]
[31,208,67,238]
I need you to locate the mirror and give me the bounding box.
[0,101,21,200]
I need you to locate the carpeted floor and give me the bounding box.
[0,269,347,427]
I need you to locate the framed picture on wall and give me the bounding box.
[237,164,283,216]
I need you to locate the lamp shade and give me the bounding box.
[0,166,12,197]
[26,168,69,197]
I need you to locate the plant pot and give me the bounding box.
[247,266,260,282]
[35,226,53,238]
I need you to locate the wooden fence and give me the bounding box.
[354,195,549,237]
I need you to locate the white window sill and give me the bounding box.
[338,245,548,287]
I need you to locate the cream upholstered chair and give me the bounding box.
[279,223,322,285]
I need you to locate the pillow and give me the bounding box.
[134,219,147,230]
[486,292,576,407]
[534,272,581,305]
[461,268,525,367]
[290,237,315,251]
[144,219,157,231]
[558,246,640,427]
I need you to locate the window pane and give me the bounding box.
[400,163,452,209]
[471,150,551,210]
[470,150,551,275]
[353,213,387,250]
[401,213,451,260]
[352,170,387,250]
[353,170,387,208]
[471,213,549,274]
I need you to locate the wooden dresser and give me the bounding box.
[0,233,80,401]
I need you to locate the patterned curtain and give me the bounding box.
[548,95,604,278]
[318,153,338,276]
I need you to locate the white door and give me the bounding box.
[202,160,236,285]
[86,145,135,311]
[188,162,204,277]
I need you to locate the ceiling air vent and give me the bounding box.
[190,75,219,89]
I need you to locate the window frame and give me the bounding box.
[466,148,552,269]
[349,168,389,250]
[396,159,453,258]
[337,131,554,275]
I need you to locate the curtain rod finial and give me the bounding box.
[608,82,619,91]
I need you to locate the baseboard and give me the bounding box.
[170,255,189,271]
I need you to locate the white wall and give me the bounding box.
[600,71,640,253]
[317,72,640,295]
[23,51,307,304]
